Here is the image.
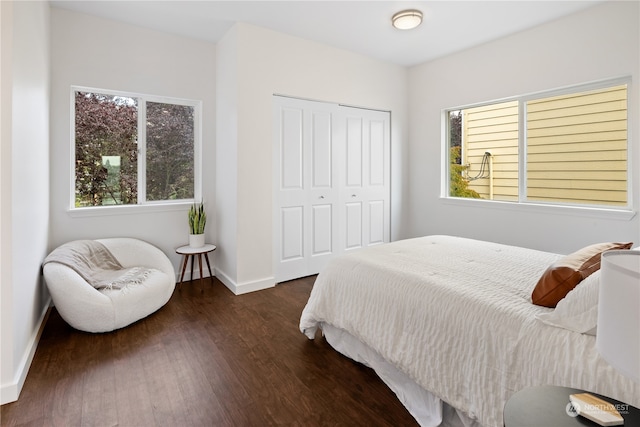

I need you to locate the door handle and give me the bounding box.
[319,195,325,199]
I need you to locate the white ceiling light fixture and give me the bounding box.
[391,9,423,30]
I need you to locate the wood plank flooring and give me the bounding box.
[1,276,418,426]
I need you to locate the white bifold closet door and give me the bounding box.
[273,96,390,283]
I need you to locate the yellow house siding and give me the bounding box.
[460,84,627,206]
[526,85,627,206]
[464,101,519,201]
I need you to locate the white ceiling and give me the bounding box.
[51,0,603,67]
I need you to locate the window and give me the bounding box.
[447,80,629,209]
[73,87,200,208]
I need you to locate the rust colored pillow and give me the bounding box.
[531,241,633,308]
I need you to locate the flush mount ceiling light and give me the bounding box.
[391,9,423,30]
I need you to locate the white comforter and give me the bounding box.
[299,235,640,427]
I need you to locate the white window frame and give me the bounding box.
[70,86,202,216]
[442,76,634,219]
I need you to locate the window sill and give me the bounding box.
[439,197,637,221]
[67,201,194,218]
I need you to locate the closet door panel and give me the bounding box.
[345,117,363,187]
[312,111,332,189]
[339,107,390,250]
[368,200,385,245]
[280,107,304,189]
[281,206,304,261]
[344,202,363,250]
[312,204,332,255]
[307,106,338,274]
[274,97,339,282]
[369,119,385,186]
[364,114,390,247]
[274,97,389,283]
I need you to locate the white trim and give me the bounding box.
[519,76,631,103]
[440,111,449,198]
[442,76,631,113]
[67,200,194,218]
[626,78,634,217]
[215,267,275,295]
[69,88,76,210]
[440,196,636,221]
[0,300,50,405]
[193,100,203,202]
[518,100,526,203]
[137,98,147,203]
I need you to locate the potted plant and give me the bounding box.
[188,201,207,248]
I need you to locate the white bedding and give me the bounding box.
[299,235,640,427]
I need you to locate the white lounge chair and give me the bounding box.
[43,238,176,333]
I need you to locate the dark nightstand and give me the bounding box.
[504,385,640,427]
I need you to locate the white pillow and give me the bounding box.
[535,270,599,335]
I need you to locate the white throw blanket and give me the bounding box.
[44,240,152,290]
[300,235,640,427]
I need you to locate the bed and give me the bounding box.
[299,235,640,427]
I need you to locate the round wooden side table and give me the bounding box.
[175,244,216,290]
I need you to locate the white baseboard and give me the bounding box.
[214,268,275,295]
[0,299,51,405]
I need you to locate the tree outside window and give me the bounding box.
[74,89,199,208]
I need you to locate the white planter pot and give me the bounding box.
[189,234,205,248]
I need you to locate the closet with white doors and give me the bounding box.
[273,96,390,283]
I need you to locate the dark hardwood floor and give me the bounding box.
[1,276,418,426]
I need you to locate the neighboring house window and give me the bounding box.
[73,87,200,208]
[447,79,629,209]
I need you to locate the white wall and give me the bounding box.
[215,23,408,293]
[49,8,216,273]
[407,1,640,254]
[215,26,239,291]
[0,0,51,404]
